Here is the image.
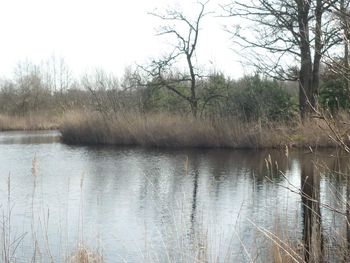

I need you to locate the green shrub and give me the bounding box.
[319,78,350,112]
[229,75,297,122]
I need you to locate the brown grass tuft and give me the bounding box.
[68,245,103,263]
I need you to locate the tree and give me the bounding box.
[144,1,210,117]
[14,61,51,114]
[81,70,120,114]
[340,0,350,92]
[223,0,342,119]
[319,59,350,112]
[330,0,350,94]
[42,56,74,111]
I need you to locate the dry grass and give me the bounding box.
[0,113,61,131]
[60,111,341,149]
[0,156,104,263]
[68,245,103,263]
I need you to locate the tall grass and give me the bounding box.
[0,156,103,263]
[60,111,337,149]
[0,113,61,131]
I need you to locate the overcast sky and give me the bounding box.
[0,0,244,79]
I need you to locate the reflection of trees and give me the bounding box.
[347,176,350,254]
[190,169,199,226]
[83,146,350,261]
[329,152,350,255]
[300,154,323,262]
[313,151,350,256]
[201,149,291,185]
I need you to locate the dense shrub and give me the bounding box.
[143,83,190,114]
[319,78,349,112]
[228,75,298,122]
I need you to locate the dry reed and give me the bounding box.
[0,113,61,131]
[60,111,339,149]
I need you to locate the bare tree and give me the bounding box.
[82,70,120,115]
[337,0,350,91]
[14,61,50,115]
[145,1,211,117]
[223,0,342,119]
[42,56,74,111]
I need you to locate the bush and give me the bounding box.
[319,78,350,112]
[229,75,297,122]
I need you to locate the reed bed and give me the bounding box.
[60,111,339,149]
[0,113,61,131]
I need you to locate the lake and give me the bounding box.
[0,130,347,262]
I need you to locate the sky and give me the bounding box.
[0,0,244,79]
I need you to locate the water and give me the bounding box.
[0,130,347,262]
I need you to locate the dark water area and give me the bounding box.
[0,131,348,262]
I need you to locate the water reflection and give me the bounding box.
[300,153,322,262]
[0,130,60,144]
[0,131,349,262]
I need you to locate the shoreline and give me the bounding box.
[1,112,347,150]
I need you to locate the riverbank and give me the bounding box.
[59,111,342,149]
[0,113,61,131]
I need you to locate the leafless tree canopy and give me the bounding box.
[223,0,346,118]
[144,1,211,117]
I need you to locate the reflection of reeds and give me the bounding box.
[3,152,350,262]
[0,155,104,263]
[31,155,41,262]
[0,153,310,262]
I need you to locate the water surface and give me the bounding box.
[0,131,347,262]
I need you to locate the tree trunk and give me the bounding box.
[345,39,350,94]
[297,0,313,119]
[341,0,350,98]
[346,174,350,255]
[311,0,323,111]
[342,6,350,251]
[299,59,313,120]
[190,100,198,118]
[187,54,198,118]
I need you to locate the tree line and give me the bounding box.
[0,58,345,122]
[0,0,350,122]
